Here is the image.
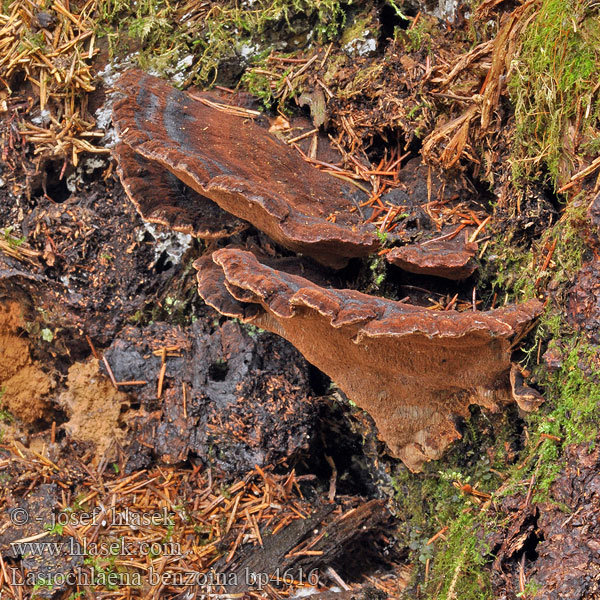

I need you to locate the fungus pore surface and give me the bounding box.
[195,248,543,471]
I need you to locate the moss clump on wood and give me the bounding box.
[482,194,588,304]
[392,405,517,599]
[97,0,349,86]
[524,336,600,500]
[480,192,598,497]
[509,0,600,186]
[393,322,600,598]
[425,513,493,600]
[394,13,438,54]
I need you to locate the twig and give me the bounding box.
[102,355,118,389]
[468,215,491,243]
[326,567,350,591]
[557,155,600,193]
[324,454,337,502]
[286,128,318,144]
[446,546,468,600]
[421,225,465,246]
[188,93,261,118]
[155,347,167,399]
[426,526,448,545]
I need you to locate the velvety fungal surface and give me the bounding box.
[113,71,379,268]
[386,230,479,280]
[195,248,543,471]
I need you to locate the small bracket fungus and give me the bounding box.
[386,232,479,280]
[510,364,544,412]
[112,71,379,268]
[195,248,543,471]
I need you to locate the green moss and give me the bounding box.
[425,513,493,600]
[366,257,387,291]
[478,191,598,500]
[518,580,543,598]
[509,0,600,185]
[395,14,439,53]
[542,344,600,447]
[386,0,409,20]
[0,406,13,424]
[483,194,588,304]
[96,0,348,86]
[2,226,26,249]
[516,331,600,502]
[391,405,520,598]
[394,186,598,595]
[40,327,54,342]
[339,12,375,48]
[242,57,295,110]
[393,321,600,595]
[482,238,537,302]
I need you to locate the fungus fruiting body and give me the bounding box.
[386,232,479,280]
[112,71,379,268]
[195,248,543,471]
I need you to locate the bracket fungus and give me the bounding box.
[195,248,543,471]
[113,142,246,239]
[112,71,379,268]
[386,231,479,280]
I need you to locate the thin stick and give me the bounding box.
[427,526,448,545]
[287,128,319,144]
[188,93,261,117]
[421,225,466,246]
[468,215,491,243]
[557,155,600,193]
[320,42,333,68]
[446,546,468,600]
[157,348,167,399]
[86,334,99,359]
[102,355,118,389]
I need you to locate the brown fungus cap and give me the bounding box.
[386,231,479,280]
[112,70,379,268]
[113,142,246,239]
[195,248,543,471]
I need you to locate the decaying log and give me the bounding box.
[308,591,387,600]
[213,499,390,595]
[103,320,315,475]
[195,248,543,471]
[567,192,600,344]
[112,71,379,268]
[0,484,84,598]
[588,191,600,238]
